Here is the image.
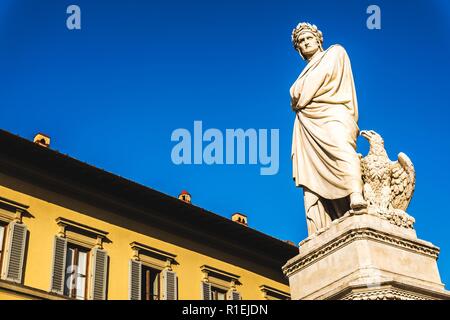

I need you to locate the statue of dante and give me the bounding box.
[290,22,366,236]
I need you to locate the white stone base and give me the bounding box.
[282,211,450,300]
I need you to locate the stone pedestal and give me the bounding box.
[282,211,450,300]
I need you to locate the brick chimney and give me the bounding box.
[231,212,248,226]
[33,133,50,148]
[178,190,191,204]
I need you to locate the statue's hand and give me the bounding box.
[291,99,301,112]
[291,102,302,112]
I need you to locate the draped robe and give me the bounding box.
[290,44,363,233]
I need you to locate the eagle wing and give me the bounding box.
[390,152,416,211]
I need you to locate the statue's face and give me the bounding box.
[297,31,320,59]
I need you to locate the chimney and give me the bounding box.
[284,240,296,247]
[231,212,248,227]
[178,190,191,204]
[33,133,50,148]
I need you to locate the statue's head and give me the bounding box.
[291,22,323,60]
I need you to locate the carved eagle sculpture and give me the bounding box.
[360,130,416,229]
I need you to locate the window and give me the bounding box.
[211,286,227,300]
[63,243,89,300]
[0,197,28,284]
[260,285,290,300]
[200,265,241,300]
[129,242,178,300]
[50,218,109,300]
[0,222,28,283]
[141,265,160,300]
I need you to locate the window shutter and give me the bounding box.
[227,290,241,300]
[50,236,67,294]
[90,247,108,300]
[0,226,5,257]
[161,269,177,300]
[201,281,211,300]
[129,260,142,300]
[2,222,27,283]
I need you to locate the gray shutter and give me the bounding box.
[50,236,67,294]
[231,291,241,300]
[201,281,211,300]
[2,222,27,283]
[129,260,142,300]
[161,269,177,300]
[227,289,241,300]
[90,248,108,300]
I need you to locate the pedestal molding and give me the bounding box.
[282,227,440,277]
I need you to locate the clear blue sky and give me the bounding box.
[1,0,449,288]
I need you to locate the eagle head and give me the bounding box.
[360,130,384,144]
[360,130,387,156]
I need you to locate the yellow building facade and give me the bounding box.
[0,130,296,300]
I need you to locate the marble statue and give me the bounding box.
[284,23,450,302]
[360,130,416,229]
[290,22,366,235]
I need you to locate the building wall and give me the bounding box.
[0,289,33,300]
[0,173,290,300]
